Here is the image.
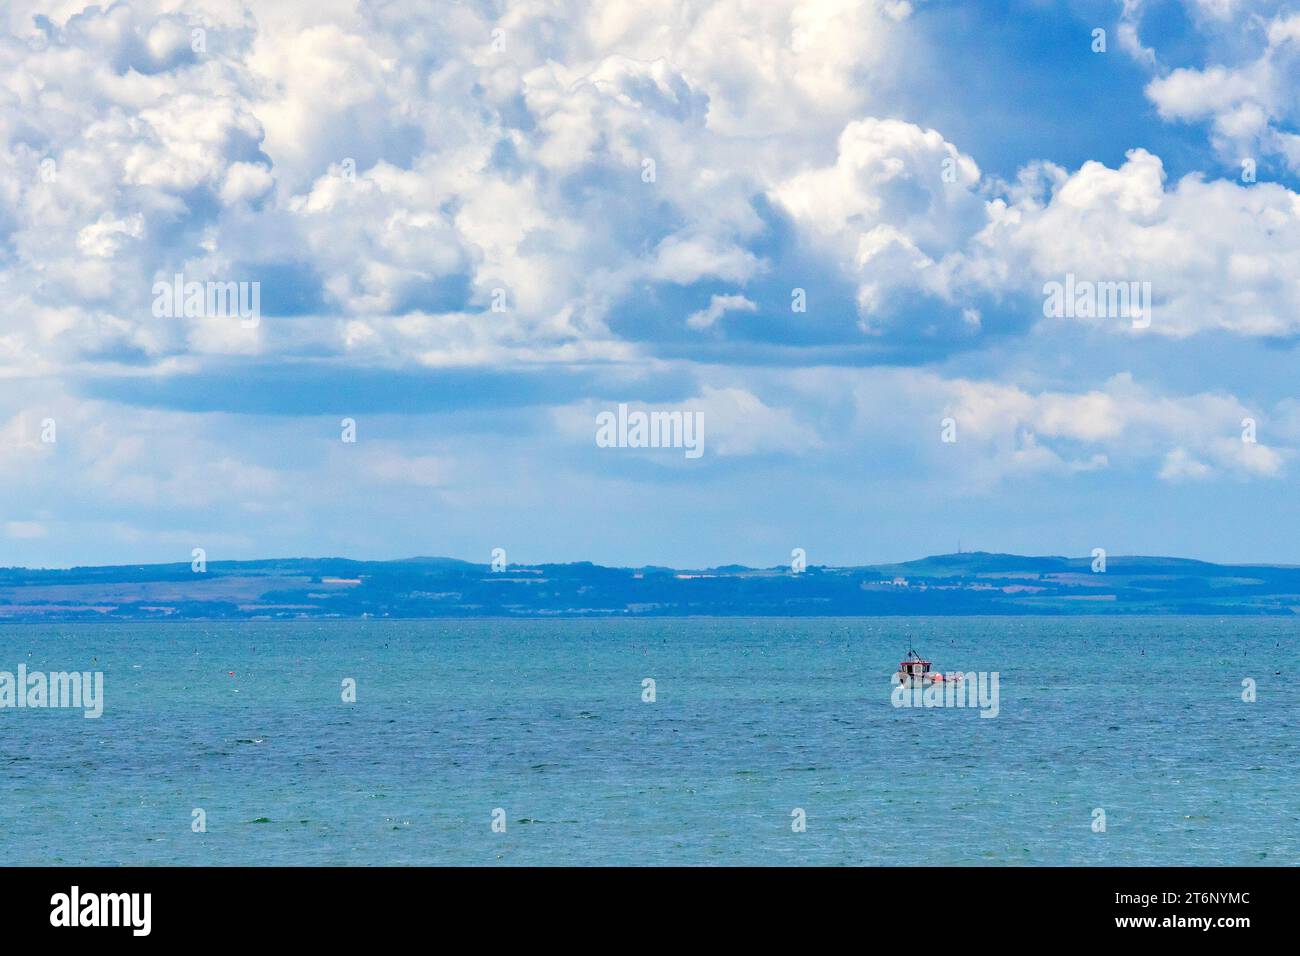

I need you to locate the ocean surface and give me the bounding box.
[0,617,1295,866]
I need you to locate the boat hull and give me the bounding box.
[894,672,935,688]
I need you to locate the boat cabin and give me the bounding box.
[899,652,931,679]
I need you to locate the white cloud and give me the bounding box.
[823,367,1293,489]
[646,234,763,286]
[1144,11,1300,173]
[553,385,818,458]
[219,162,274,205]
[772,117,984,324]
[945,372,1290,484]
[943,149,1300,337]
[4,0,1297,402]
[693,385,820,456]
[686,293,758,330]
[1159,448,1212,482]
[0,0,925,378]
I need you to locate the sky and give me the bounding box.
[2,0,1300,569]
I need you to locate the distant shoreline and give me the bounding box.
[0,612,1293,626]
[1,552,1297,620]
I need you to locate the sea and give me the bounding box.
[0,616,1295,866]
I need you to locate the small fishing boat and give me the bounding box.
[894,649,963,688]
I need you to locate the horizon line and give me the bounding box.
[4,549,1299,574]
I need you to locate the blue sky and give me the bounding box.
[3,0,1300,569]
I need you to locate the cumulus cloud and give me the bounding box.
[940,149,1300,337]
[1144,11,1300,174]
[3,0,1298,392]
[771,117,984,328]
[1,0,1297,564]
[0,0,929,380]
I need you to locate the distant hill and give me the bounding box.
[1,551,1298,620]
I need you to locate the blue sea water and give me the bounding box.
[0,617,1295,866]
